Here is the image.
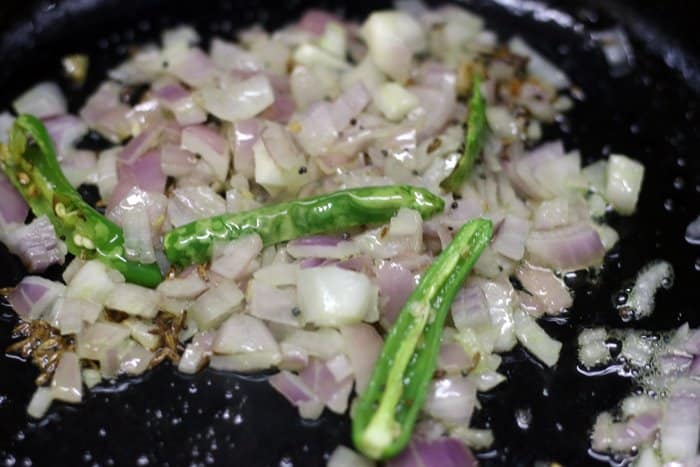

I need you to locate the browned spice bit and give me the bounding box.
[104,308,130,323]
[148,311,187,368]
[379,225,390,240]
[95,199,107,208]
[7,320,75,385]
[427,138,443,154]
[0,286,15,297]
[433,368,447,379]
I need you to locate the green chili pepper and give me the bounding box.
[351,218,493,459]
[0,114,162,288]
[164,185,445,267]
[440,74,487,193]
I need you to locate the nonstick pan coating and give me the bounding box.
[0,1,699,465]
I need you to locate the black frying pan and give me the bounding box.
[0,1,699,465]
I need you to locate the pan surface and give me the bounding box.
[0,1,699,465]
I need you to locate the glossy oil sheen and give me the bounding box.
[0,0,699,466]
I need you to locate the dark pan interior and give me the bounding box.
[0,1,699,466]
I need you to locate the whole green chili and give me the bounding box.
[163,185,445,267]
[0,114,162,288]
[440,74,487,193]
[351,218,493,459]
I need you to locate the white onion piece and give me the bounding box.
[51,352,83,403]
[374,82,419,122]
[153,83,207,126]
[178,331,215,374]
[118,123,163,165]
[360,11,426,83]
[330,83,371,132]
[109,46,163,85]
[424,376,476,423]
[118,341,154,376]
[123,319,160,351]
[269,370,324,420]
[290,66,327,111]
[492,215,530,261]
[229,118,262,179]
[293,43,349,70]
[620,334,654,367]
[438,343,474,374]
[43,114,88,158]
[167,186,226,227]
[253,263,299,287]
[515,263,572,315]
[287,236,358,260]
[75,321,129,360]
[27,387,53,419]
[248,279,300,327]
[339,323,382,394]
[104,283,161,318]
[156,270,207,299]
[199,74,274,122]
[211,317,280,371]
[451,285,491,331]
[65,260,120,304]
[8,276,65,320]
[261,121,306,171]
[508,37,570,89]
[5,215,66,272]
[513,309,562,367]
[210,38,261,72]
[79,82,131,142]
[606,154,644,215]
[282,329,344,360]
[190,280,244,330]
[297,266,378,326]
[327,446,374,467]
[60,149,98,187]
[294,101,338,157]
[160,143,197,177]
[96,147,120,201]
[408,86,455,140]
[50,297,86,335]
[13,81,67,118]
[211,234,263,280]
[119,195,156,264]
[526,223,605,271]
[181,125,230,181]
[168,47,217,87]
[479,280,516,352]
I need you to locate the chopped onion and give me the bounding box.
[269,370,324,419]
[287,236,359,260]
[513,309,562,367]
[230,119,262,178]
[178,331,216,374]
[297,266,377,327]
[508,37,570,89]
[360,11,426,83]
[294,101,338,157]
[211,234,263,280]
[96,147,120,200]
[327,446,375,467]
[199,74,274,122]
[387,437,477,467]
[79,82,131,142]
[375,260,416,326]
[213,314,280,358]
[105,283,160,319]
[181,125,230,181]
[4,215,66,272]
[339,323,382,394]
[123,318,161,351]
[156,270,207,299]
[299,358,353,414]
[605,154,644,215]
[43,114,88,159]
[0,172,28,227]
[27,387,53,419]
[298,9,339,36]
[8,276,65,320]
[13,82,67,118]
[153,83,207,125]
[167,186,226,227]
[451,284,491,331]
[660,380,700,461]
[0,112,14,144]
[423,376,476,423]
[51,352,83,403]
[492,215,530,261]
[282,328,344,360]
[515,263,572,315]
[248,279,300,327]
[190,280,244,330]
[168,47,217,87]
[526,223,605,271]
[210,38,261,72]
[479,280,516,352]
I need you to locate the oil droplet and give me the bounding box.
[694,258,700,272]
[673,177,685,190]
[188,384,198,394]
[663,198,674,212]
[515,408,532,430]
[233,414,244,425]
[136,455,149,466]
